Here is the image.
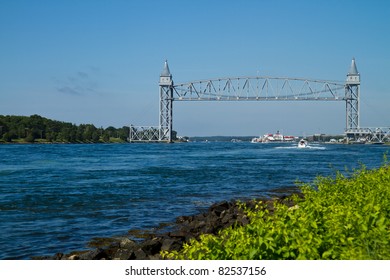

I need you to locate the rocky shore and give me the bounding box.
[33,188,301,260]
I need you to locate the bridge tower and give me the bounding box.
[345,58,360,131]
[159,60,174,142]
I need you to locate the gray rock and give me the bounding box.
[133,248,147,260]
[140,238,162,255]
[78,248,107,260]
[113,249,135,260]
[161,238,182,252]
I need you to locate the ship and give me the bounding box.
[251,131,296,143]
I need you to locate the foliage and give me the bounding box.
[0,114,130,143]
[163,161,390,260]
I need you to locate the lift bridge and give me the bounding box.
[129,58,390,143]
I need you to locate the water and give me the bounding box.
[0,142,388,259]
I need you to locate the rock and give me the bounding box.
[236,215,249,227]
[189,220,206,231]
[78,248,107,260]
[87,237,119,248]
[161,238,182,252]
[67,254,79,260]
[119,238,138,250]
[148,254,161,260]
[35,191,301,260]
[133,248,147,260]
[202,224,216,234]
[31,252,65,260]
[140,238,162,256]
[113,249,135,260]
[221,211,234,224]
[169,230,189,239]
[176,215,193,224]
[54,253,64,260]
[210,201,233,216]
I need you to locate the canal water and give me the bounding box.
[0,142,388,259]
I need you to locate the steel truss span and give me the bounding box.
[346,127,390,143]
[172,77,346,101]
[129,126,160,142]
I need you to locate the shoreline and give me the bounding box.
[2,140,389,145]
[32,187,301,260]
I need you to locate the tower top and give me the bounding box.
[159,60,173,86]
[161,60,171,77]
[348,57,359,75]
[346,57,360,85]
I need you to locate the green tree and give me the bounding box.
[2,132,13,142]
[102,132,110,142]
[25,131,35,143]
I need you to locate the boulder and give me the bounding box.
[161,238,183,252]
[35,191,301,260]
[119,238,138,250]
[113,249,135,260]
[77,248,107,260]
[133,248,147,260]
[140,238,162,256]
[210,201,233,217]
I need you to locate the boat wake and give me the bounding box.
[275,145,326,150]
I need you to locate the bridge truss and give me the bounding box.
[128,125,160,142]
[346,127,390,143]
[172,77,346,101]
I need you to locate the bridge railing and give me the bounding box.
[173,76,346,101]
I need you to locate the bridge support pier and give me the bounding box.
[159,60,174,142]
[345,58,360,133]
[159,84,173,142]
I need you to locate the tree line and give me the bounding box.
[0,114,130,143]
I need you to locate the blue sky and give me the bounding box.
[1,0,389,136]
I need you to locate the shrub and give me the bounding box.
[162,161,390,260]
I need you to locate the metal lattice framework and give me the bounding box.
[159,84,173,142]
[345,83,360,131]
[128,125,160,142]
[346,127,390,143]
[172,77,346,101]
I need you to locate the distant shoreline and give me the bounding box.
[0,139,127,145]
[2,139,388,145]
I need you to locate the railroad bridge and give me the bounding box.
[129,59,390,143]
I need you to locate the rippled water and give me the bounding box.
[0,142,388,259]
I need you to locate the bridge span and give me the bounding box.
[172,77,345,101]
[129,59,389,143]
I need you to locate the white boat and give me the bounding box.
[273,131,284,141]
[251,131,296,143]
[298,139,308,148]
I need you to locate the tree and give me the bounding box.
[25,133,35,143]
[0,115,153,143]
[102,132,110,142]
[2,132,13,142]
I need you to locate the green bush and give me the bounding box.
[162,160,390,260]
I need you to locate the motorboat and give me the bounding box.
[298,139,308,148]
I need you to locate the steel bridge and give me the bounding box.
[129,59,390,143]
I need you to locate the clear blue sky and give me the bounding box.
[1,0,389,136]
